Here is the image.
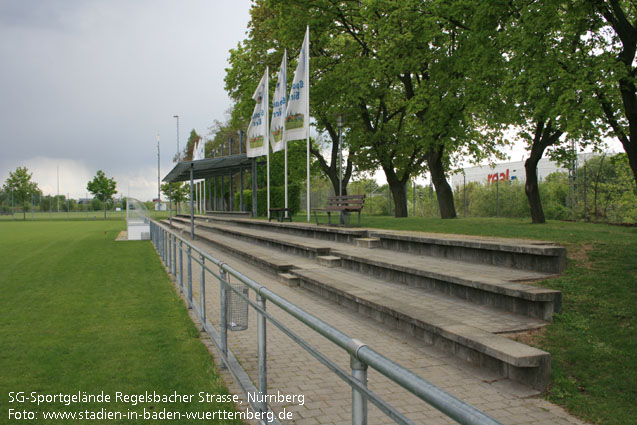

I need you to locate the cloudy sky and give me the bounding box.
[0,0,251,200]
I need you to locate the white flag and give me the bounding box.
[247,68,269,158]
[193,138,205,160]
[270,51,287,153]
[284,27,309,143]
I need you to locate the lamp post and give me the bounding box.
[173,115,180,161]
[337,114,345,224]
[157,132,161,211]
[337,114,343,197]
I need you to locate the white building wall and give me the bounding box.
[450,153,596,188]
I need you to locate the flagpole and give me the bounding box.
[266,66,271,220]
[305,26,310,222]
[283,49,288,218]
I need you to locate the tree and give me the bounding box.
[585,0,637,186]
[175,130,202,161]
[226,0,509,218]
[225,2,358,202]
[2,166,39,220]
[487,0,606,223]
[87,170,117,219]
[161,182,190,213]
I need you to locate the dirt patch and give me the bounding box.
[569,243,593,269]
[504,327,547,347]
[115,230,128,241]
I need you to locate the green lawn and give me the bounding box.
[0,210,170,222]
[0,220,240,424]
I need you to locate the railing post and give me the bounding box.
[200,254,206,324]
[167,232,172,271]
[187,246,192,308]
[172,234,177,276]
[219,268,228,369]
[179,241,184,293]
[257,294,268,415]
[162,229,166,262]
[351,355,368,425]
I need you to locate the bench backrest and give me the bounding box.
[325,194,365,209]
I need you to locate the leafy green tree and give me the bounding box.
[583,1,637,186]
[484,0,606,224]
[580,153,637,221]
[176,129,202,161]
[227,0,509,218]
[2,166,39,220]
[87,170,117,219]
[161,182,190,213]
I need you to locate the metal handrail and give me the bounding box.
[150,220,504,425]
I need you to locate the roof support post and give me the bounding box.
[214,176,218,211]
[169,182,172,226]
[221,175,225,212]
[229,170,234,212]
[252,158,258,217]
[189,164,194,239]
[240,167,244,212]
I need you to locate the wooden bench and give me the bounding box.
[269,207,293,222]
[313,195,365,226]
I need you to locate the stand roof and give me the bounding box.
[162,154,254,183]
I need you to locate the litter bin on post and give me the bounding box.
[226,280,249,331]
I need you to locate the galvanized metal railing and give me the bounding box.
[150,220,504,425]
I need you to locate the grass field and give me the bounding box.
[0,220,241,424]
[2,215,635,424]
[0,210,170,222]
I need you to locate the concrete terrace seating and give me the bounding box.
[165,214,566,390]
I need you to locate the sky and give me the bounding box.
[0,0,252,201]
[0,1,624,200]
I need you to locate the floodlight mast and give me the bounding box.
[173,115,180,160]
[157,132,161,210]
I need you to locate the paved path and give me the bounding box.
[160,232,586,425]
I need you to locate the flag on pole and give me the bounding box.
[284,27,309,143]
[284,26,310,220]
[270,50,287,153]
[193,138,205,160]
[247,68,269,158]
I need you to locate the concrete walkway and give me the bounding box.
[160,230,585,425]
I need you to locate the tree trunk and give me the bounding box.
[524,154,545,224]
[104,201,107,220]
[388,180,408,217]
[624,133,637,187]
[382,165,409,217]
[426,147,456,219]
[524,120,563,224]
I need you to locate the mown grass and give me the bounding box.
[356,215,636,425]
[0,210,170,222]
[0,220,240,424]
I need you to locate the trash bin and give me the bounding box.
[226,281,249,331]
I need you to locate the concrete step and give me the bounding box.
[367,230,566,274]
[317,255,342,268]
[164,217,552,390]
[172,216,333,258]
[164,220,299,274]
[176,214,566,274]
[289,266,551,391]
[174,215,561,321]
[278,273,300,287]
[331,247,561,321]
[354,237,381,248]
